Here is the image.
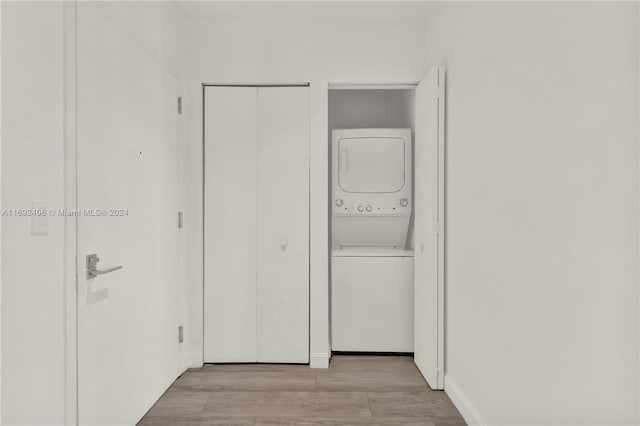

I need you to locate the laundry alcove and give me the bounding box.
[328,69,445,390]
[329,89,415,354]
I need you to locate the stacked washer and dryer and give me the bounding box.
[331,128,414,353]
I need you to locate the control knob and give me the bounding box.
[400,198,408,207]
[335,199,343,207]
[365,205,372,212]
[357,205,364,212]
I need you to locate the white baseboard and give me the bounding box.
[444,374,486,426]
[309,352,330,368]
[183,352,203,369]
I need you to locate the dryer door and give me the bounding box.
[338,136,406,193]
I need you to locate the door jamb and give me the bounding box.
[63,2,78,425]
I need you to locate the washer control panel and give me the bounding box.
[334,198,410,215]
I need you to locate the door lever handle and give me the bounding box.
[95,266,123,275]
[86,253,123,279]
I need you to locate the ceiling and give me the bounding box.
[173,1,435,21]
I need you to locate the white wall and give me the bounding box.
[1,1,187,424]
[423,2,639,425]
[328,89,415,130]
[2,2,66,423]
[182,11,432,367]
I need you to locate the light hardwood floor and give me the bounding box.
[138,356,466,426]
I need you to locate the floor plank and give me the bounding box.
[429,416,468,426]
[139,417,255,426]
[367,392,462,417]
[316,369,427,392]
[201,391,371,417]
[254,416,436,425]
[327,356,419,373]
[173,369,316,392]
[143,391,211,418]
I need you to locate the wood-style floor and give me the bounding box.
[138,355,466,426]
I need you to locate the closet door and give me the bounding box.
[204,86,258,363]
[414,67,445,389]
[256,87,310,363]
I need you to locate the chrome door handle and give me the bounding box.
[95,266,123,275]
[86,254,123,279]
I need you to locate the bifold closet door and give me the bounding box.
[204,86,309,364]
[204,87,257,363]
[256,87,309,363]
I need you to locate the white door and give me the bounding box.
[204,86,258,362]
[414,67,446,389]
[256,87,309,363]
[76,3,181,424]
[204,86,310,364]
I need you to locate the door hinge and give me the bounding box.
[178,325,184,343]
[178,211,183,229]
[177,96,183,114]
[434,222,441,235]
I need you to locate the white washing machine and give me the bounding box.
[331,128,414,352]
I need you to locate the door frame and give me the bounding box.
[201,82,311,365]
[63,3,78,424]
